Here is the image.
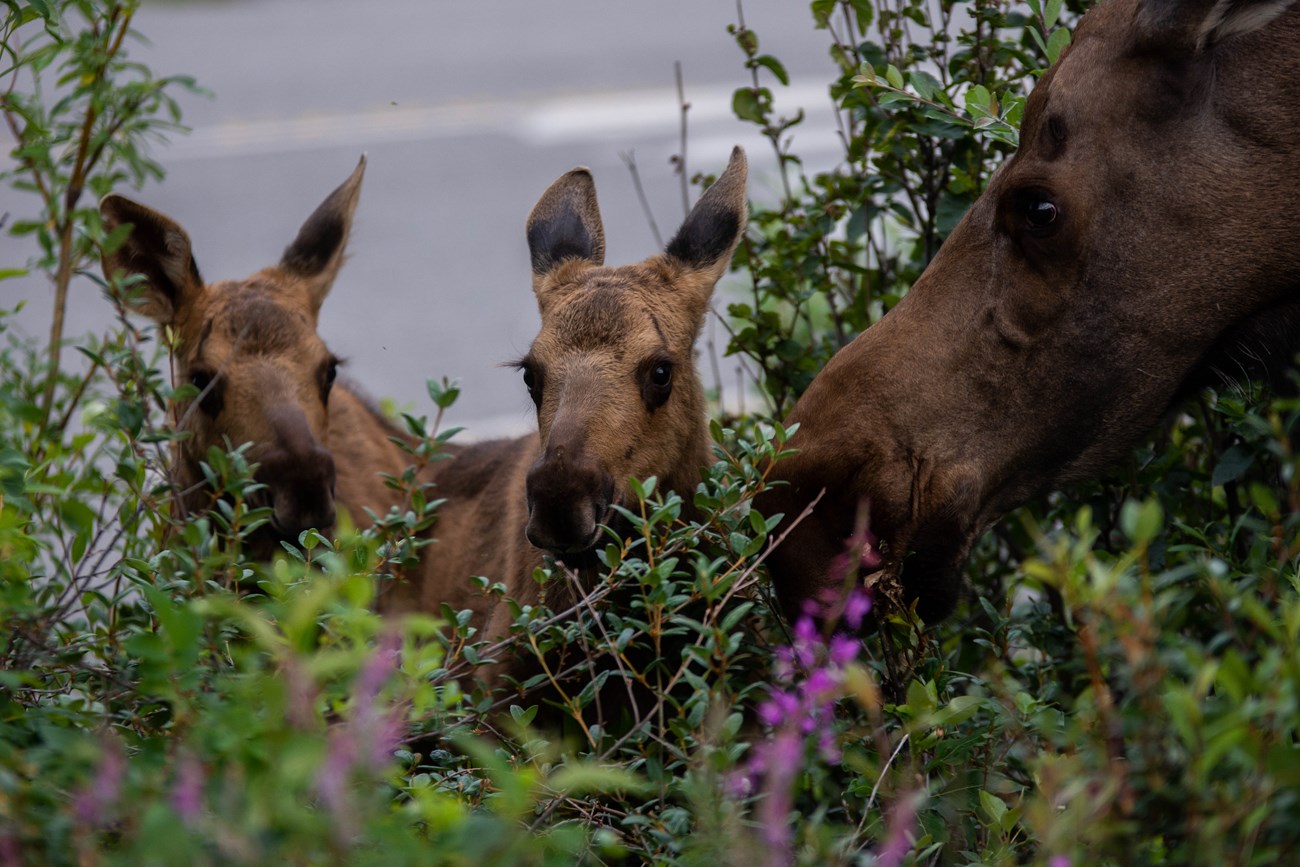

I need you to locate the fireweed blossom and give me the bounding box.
[735,588,870,865]
[170,749,205,824]
[72,735,126,827]
[316,631,405,817]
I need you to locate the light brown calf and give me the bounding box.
[383,148,748,688]
[100,158,415,560]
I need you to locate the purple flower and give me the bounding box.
[875,795,918,867]
[1049,857,1071,867]
[72,737,125,827]
[757,730,802,864]
[170,750,204,824]
[0,833,21,867]
[829,634,860,666]
[315,632,406,818]
[844,590,872,630]
[738,591,878,863]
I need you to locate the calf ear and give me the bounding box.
[99,195,203,325]
[280,155,365,314]
[666,147,747,281]
[1138,0,1297,51]
[526,168,606,288]
[665,145,748,286]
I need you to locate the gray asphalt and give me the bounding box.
[2,0,844,436]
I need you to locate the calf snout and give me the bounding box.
[258,443,337,537]
[525,447,614,554]
[256,405,337,538]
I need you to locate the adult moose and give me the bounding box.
[763,0,1300,621]
[383,148,748,689]
[100,158,416,559]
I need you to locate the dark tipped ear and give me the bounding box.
[526,168,606,282]
[1137,0,1297,51]
[665,146,748,281]
[99,195,203,325]
[280,155,365,313]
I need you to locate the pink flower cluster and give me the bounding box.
[316,631,405,817]
[736,588,870,865]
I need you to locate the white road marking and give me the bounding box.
[153,81,842,161]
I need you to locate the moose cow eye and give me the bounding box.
[650,362,673,389]
[1025,199,1059,229]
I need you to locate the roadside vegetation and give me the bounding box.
[2,1,1297,864]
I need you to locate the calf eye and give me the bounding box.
[642,359,674,411]
[188,369,223,416]
[321,359,339,403]
[521,364,543,406]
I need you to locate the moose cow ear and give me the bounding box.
[1137,0,1297,51]
[280,155,366,315]
[525,168,606,285]
[665,145,748,286]
[99,195,204,325]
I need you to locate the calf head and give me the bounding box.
[765,0,1300,620]
[100,158,367,554]
[520,147,748,557]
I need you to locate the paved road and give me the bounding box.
[2,0,844,436]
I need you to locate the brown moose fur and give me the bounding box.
[99,158,417,560]
[381,148,748,692]
[762,0,1300,622]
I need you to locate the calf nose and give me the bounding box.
[525,447,614,554]
[259,443,337,537]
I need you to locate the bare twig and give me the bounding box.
[673,60,691,218]
[618,150,663,248]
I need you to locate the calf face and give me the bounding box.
[100,159,367,553]
[520,148,748,557]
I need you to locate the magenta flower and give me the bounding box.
[735,589,871,863]
[72,737,125,827]
[170,750,205,824]
[875,794,918,867]
[316,631,405,817]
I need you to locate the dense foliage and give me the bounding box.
[2,1,1298,864]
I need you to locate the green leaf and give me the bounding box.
[754,55,789,86]
[885,64,904,90]
[1120,497,1163,545]
[1044,0,1064,28]
[979,790,1008,827]
[848,0,875,33]
[1047,27,1072,64]
[810,0,836,28]
[1211,445,1253,487]
[732,87,766,124]
[908,70,943,102]
[509,704,538,726]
